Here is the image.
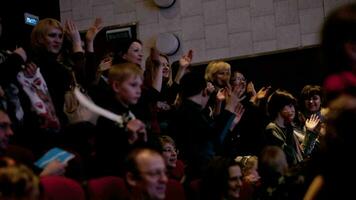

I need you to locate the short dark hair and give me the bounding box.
[300,85,324,111]
[112,39,143,65]
[267,89,297,119]
[180,72,207,98]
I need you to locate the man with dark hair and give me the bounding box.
[169,72,240,180]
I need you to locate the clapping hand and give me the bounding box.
[305,114,320,132]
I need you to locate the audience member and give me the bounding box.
[125,147,168,200]
[200,156,243,200]
[94,62,147,177]
[158,135,185,183]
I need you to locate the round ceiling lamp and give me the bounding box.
[154,0,176,9]
[155,33,180,56]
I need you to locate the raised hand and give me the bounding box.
[229,102,245,130]
[179,49,193,69]
[247,81,257,97]
[150,47,161,66]
[64,20,83,52]
[256,85,271,100]
[85,18,103,52]
[206,82,215,96]
[305,114,320,132]
[216,87,228,102]
[233,102,245,124]
[225,85,242,113]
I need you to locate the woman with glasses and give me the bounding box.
[158,135,185,183]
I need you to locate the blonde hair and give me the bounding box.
[144,54,173,88]
[235,155,258,175]
[204,60,231,82]
[0,164,39,200]
[160,54,174,86]
[108,62,144,85]
[31,18,63,50]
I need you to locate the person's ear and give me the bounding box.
[344,42,356,61]
[126,172,137,187]
[112,80,121,93]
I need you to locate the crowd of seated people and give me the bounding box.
[1,2,356,199]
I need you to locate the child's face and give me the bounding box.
[280,104,295,123]
[117,75,142,106]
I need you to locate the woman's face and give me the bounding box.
[214,68,230,87]
[43,27,63,54]
[304,95,321,113]
[161,143,177,168]
[159,56,170,79]
[227,165,243,200]
[123,41,144,67]
[231,72,246,93]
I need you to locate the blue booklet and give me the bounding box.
[34,147,75,169]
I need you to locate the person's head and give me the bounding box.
[259,146,289,179]
[235,155,259,178]
[113,39,144,67]
[323,94,356,153]
[0,109,13,150]
[125,148,168,200]
[300,85,324,114]
[180,72,209,99]
[267,89,297,123]
[160,54,171,79]
[205,60,231,88]
[157,135,178,168]
[0,160,39,200]
[230,70,247,94]
[31,18,64,54]
[321,3,356,74]
[144,53,173,87]
[108,62,144,107]
[201,156,243,200]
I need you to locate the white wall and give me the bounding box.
[60,0,353,64]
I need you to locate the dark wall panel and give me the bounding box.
[0,0,60,49]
